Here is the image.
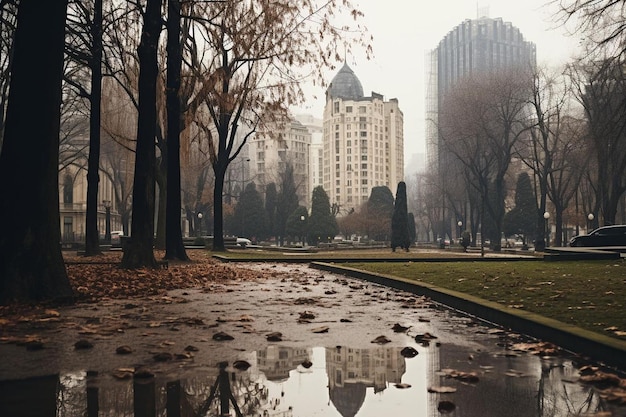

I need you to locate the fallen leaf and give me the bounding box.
[392,323,411,333]
[116,345,132,354]
[266,332,283,342]
[438,400,456,413]
[371,335,391,344]
[428,386,457,393]
[213,332,234,341]
[400,346,419,358]
[74,339,94,350]
[312,326,329,333]
[153,352,173,362]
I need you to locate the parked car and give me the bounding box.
[236,237,252,247]
[569,225,626,247]
[110,231,124,247]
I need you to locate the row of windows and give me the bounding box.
[336,187,369,195]
[333,101,385,115]
[334,122,382,131]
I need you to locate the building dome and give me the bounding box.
[326,63,364,100]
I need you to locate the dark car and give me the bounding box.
[569,225,626,247]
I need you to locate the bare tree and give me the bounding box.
[439,69,532,251]
[570,57,626,225]
[556,0,626,58]
[517,66,589,246]
[121,0,162,268]
[0,0,17,150]
[65,0,106,256]
[185,0,369,251]
[0,0,74,303]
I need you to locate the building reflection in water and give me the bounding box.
[0,344,622,416]
[325,346,406,417]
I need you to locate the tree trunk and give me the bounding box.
[154,159,166,250]
[212,167,226,251]
[84,0,104,256]
[553,207,562,246]
[121,0,160,269]
[0,0,74,304]
[164,0,188,261]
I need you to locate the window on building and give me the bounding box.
[63,174,73,204]
[334,102,340,113]
[346,106,353,113]
[360,131,367,137]
[359,106,366,113]
[63,217,73,241]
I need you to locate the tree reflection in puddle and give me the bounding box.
[1,343,624,416]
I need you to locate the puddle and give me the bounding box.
[1,343,624,416]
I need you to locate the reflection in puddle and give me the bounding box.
[1,343,624,416]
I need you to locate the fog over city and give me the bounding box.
[294,0,583,168]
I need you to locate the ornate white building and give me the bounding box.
[322,63,404,213]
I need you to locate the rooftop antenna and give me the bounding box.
[477,1,489,18]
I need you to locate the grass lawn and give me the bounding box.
[342,260,626,341]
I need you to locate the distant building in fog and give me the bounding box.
[425,13,536,170]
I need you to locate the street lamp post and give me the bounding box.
[103,200,111,244]
[457,220,462,242]
[300,215,306,247]
[197,212,203,237]
[543,211,550,248]
[587,213,594,233]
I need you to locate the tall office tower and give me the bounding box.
[323,63,404,214]
[425,15,536,169]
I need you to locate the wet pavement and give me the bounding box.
[1,263,625,416]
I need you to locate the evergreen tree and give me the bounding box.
[408,212,417,244]
[276,164,299,245]
[391,182,411,251]
[265,183,278,241]
[503,172,537,245]
[286,206,308,245]
[233,182,266,240]
[308,186,338,245]
[366,186,394,241]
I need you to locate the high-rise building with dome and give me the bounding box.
[323,63,404,214]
